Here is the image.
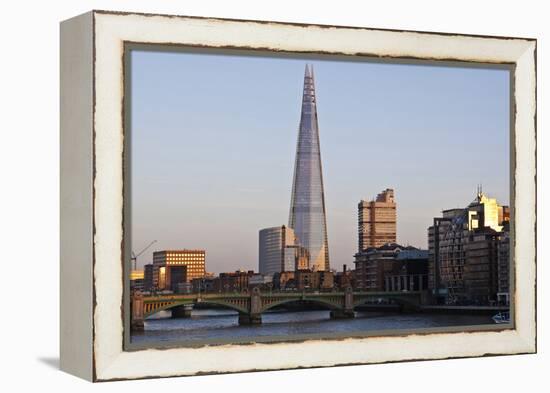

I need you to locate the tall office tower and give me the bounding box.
[358,188,397,251]
[288,64,330,271]
[259,225,300,275]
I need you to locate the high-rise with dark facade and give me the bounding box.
[288,65,330,272]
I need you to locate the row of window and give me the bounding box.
[167,260,205,266]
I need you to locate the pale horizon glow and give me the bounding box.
[130,50,510,274]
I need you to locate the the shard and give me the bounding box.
[288,64,330,271]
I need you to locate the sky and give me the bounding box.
[130,49,510,274]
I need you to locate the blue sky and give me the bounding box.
[130,49,510,274]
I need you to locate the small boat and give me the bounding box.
[492,311,510,324]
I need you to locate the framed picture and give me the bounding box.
[60,10,536,381]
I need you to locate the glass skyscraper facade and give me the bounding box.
[288,65,330,271]
[258,225,296,275]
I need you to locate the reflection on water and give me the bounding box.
[131,309,494,345]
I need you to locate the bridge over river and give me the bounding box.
[131,288,430,331]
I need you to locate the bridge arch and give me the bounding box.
[144,299,249,318]
[260,297,343,313]
[353,295,421,312]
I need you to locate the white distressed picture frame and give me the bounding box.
[60,10,536,381]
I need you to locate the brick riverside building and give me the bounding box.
[354,243,428,292]
[192,271,255,293]
[217,270,255,292]
[334,265,355,290]
[271,270,335,291]
[272,271,296,290]
[358,189,397,251]
[295,270,334,291]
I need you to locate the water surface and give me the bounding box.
[131,309,495,345]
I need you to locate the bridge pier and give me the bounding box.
[171,304,194,318]
[330,286,355,319]
[131,291,145,332]
[420,290,434,306]
[238,313,262,325]
[238,287,263,325]
[131,319,145,332]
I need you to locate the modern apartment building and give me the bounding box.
[427,191,510,305]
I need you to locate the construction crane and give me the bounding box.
[131,240,157,270]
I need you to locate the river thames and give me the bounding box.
[131,308,495,345]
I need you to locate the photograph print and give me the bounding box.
[126,47,512,347]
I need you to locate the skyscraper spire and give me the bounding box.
[288,64,330,271]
